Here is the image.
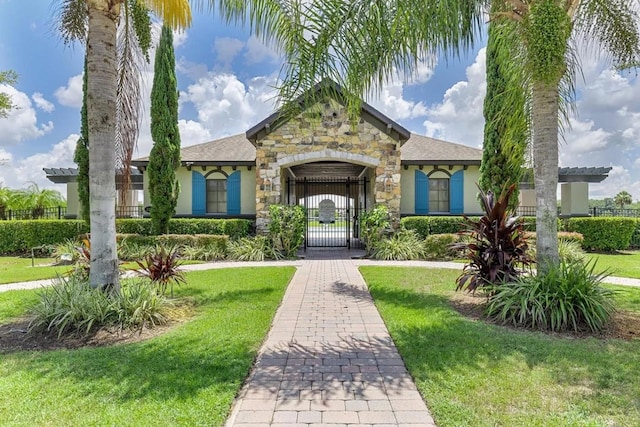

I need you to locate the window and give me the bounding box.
[206,178,227,213]
[429,178,449,212]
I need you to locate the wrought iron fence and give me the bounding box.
[591,207,640,218]
[516,206,640,218]
[0,206,145,220]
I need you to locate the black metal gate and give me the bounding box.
[286,177,368,249]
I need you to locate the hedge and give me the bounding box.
[0,220,89,254]
[566,217,636,251]
[122,234,228,250]
[0,218,250,255]
[115,218,251,238]
[631,219,640,248]
[401,216,471,238]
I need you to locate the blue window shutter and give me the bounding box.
[450,170,464,214]
[415,170,429,215]
[192,171,206,215]
[227,171,241,215]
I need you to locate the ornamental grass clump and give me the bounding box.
[486,259,615,333]
[28,276,172,338]
[372,230,425,260]
[227,236,281,262]
[454,184,533,292]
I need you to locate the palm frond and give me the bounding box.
[116,2,149,206]
[573,0,640,69]
[53,0,89,44]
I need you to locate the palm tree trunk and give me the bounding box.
[86,1,121,291]
[532,80,560,272]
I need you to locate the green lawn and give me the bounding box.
[360,266,640,427]
[0,267,295,426]
[0,257,203,285]
[0,257,70,284]
[586,250,640,279]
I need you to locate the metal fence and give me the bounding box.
[591,207,640,218]
[0,206,145,220]
[517,206,640,218]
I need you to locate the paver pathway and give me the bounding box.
[225,259,435,427]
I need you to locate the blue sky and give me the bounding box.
[1,0,639,200]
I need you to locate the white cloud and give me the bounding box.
[173,29,188,48]
[31,92,55,112]
[0,85,53,145]
[54,74,83,108]
[0,134,77,191]
[214,37,245,68]
[420,48,486,147]
[366,58,436,121]
[244,36,280,64]
[180,73,278,138]
[178,120,213,147]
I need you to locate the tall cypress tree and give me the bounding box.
[74,56,90,223]
[148,25,181,235]
[479,19,526,210]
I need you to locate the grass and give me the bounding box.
[0,257,70,284]
[0,257,203,285]
[585,250,640,279]
[360,266,640,426]
[0,266,295,426]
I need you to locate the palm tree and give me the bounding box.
[12,183,65,218]
[614,190,633,209]
[269,0,640,272]
[54,0,192,290]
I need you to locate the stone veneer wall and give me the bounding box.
[254,102,402,233]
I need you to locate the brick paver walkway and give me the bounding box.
[225,259,436,427]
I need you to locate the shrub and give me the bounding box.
[630,219,640,248]
[400,217,431,239]
[28,276,172,337]
[115,218,251,239]
[227,236,280,262]
[52,238,81,264]
[524,232,585,264]
[113,281,173,329]
[372,230,425,261]
[0,220,89,255]
[268,204,305,258]
[486,260,615,332]
[360,205,391,256]
[181,244,226,261]
[135,245,186,297]
[566,217,636,251]
[423,233,462,260]
[454,185,533,292]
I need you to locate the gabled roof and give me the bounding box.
[401,134,482,165]
[245,80,411,143]
[136,132,483,166]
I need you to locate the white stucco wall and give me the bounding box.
[66,182,79,218]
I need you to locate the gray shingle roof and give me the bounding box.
[133,132,482,166]
[401,134,482,165]
[133,134,256,165]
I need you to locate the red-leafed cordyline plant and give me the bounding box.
[135,244,186,297]
[453,184,534,293]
